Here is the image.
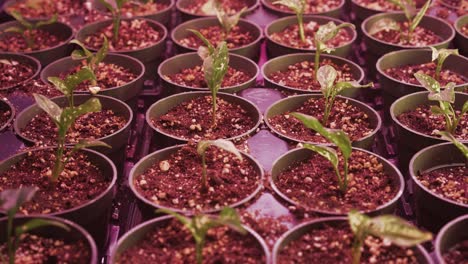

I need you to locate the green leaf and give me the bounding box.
[430,46,439,61]
[430,105,450,115]
[410,0,431,32]
[368,18,400,35]
[437,131,468,160]
[303,143,339,171]
[197,139,243,161]
[462,101,468,115]
[414,72,440,93]
[72,139,111,151]
[188,29,214,54]
[70,39,93,61]
[115,0,127,9]
[48,67,96,96]
[348,209,370,234]
[335,81,374,94]
[60,97,102,130]
[33,93,62,123]
[156,208,192,228]
[0,187,38,213]
[428,82,455,103]
[217,7,247,34]
[204,41,229,93]
[98,0,115,13]
[216,207,247,234]
[15,218,70,237]
[317,65,337,94]
[94,35,109,65]
[273,0,305,14]
[10,11,33,29]
[435,48,459,67]
[35,13,58,28]
[201,0,220,15]
[4,26,25,34]
[315,22,355,43]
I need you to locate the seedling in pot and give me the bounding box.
[348,210,432,264]
[197,139,243,192]
[98,0,128,42]
[429,47,459,81]
[216,7,248,36]
[0,187,70,264]
[273,0,306,43]
[3,11,57,49]
[437,131,468,164]
[200,0,221,15]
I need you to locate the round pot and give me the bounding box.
[176,0,260,21]
[0,52,41,90]
[409,142,468,232]
[123,0,174,26]
[40,54,145,103]
[270,147,404,216]
[454,14,468,56]
[351,0,389,25]
[0,98,15,132]
[146,91,262,147]
[273,217,433,263]
[158,52,259,95]
[264,94,381,150]
[0,215,98,264]
[435,214,468,264]
[129,144,264,216]
[0,21,74,66]
[171,17,263,60]
[262,53,365,97]
[390,91,468,172]
[110,215,271,263]
[265,15,357,58]
[261,0,345,18]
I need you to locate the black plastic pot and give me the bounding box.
[110,215,270,263]
[270,147,404,216]
[171,17,263,60]
[261,0,345,18]
[158,52,259,95]
[0,21,74,66]
[0,52,41,90]
[262,53,365,97]
[0,98,15,132]
[454,14,468,56]
[351,0,388,25]
[435,214,468,264]
[146,91,262,148]
[40,54,145,103]
[264,94,381,150]
[176,0,260,21]
[265,15,357,58]
[273,217,433,264]
[409,142,468,232]
[123,0,174,26]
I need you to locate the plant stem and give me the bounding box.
[342,159,348,193]
[435,61,442,81]
[195,240,205,264]
[113,12,121,42]
[52,136,65,182]
[351,237,362,264]
[314,42,321,80]
[7,214,14,264]
[297,13,305,43]
[211,89,217,128]
[201,153,207,192]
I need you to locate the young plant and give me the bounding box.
[429,47,459,81]
[273,0,306,42]
[414,72,468,134]
[216,7,247,36]
[157,207,247,264]
[348,210,432,264]
[437,131,468,162]
[70,36,109,87]
[4,11,57,49]
[0,187,70,264]
[197,139,243,192]
[200,0,221,15]
[290,113,352,194]
[98,0,128,42]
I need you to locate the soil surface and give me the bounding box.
[179,25,255,49]
[268,97,373,142]
[116,218,266,263]
[0,149,111,214]
[134,143,261,212]
[443,239,468,264]
[397,104,468,140]
[240,211,290,249]
[181,0,251,15]
[417,165,467,204]
[371,21,441,47]
[121,1,170,17]
[0,79,62,99]
[152,96,256,140]
[269,21,352,50]
[354,0,426,11]
[275,149,399,213]
[0,29,62,52]
[5,0,84,18]
[270,0,342,14]
[0,59,36,89]
[0,103,12,128]
[267,59,356,91]
[0,233,91,263]
[278,222,420,263]
[83,19,163,51]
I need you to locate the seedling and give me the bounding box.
[98,0,128,42]
[3,11,57,49]
[437,131,468,163]
[157,207,247,264]
[0,187,70,264]
[70,36,109,87]
[348,210,432,264]
[290,113,352,194]
[273,0,306,42]
[414,72,468,134]
[200,0,221,15]
[429,47,459,81]
[216,7,247,36]
[197,139,243,192]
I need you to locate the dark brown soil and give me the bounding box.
[164,65,252,88]
[354,0,426,11]
[443,239,468,264]
[152,96,256,140]
[397,104,468,140]
[269,0,342,14]
[5,0,83,18]
[275,149,399,213]
[0,233,91,263]
[179,25,255,49]
[0,103,12,128]
[442,0,463,7]
[116,218,266,263]
[268,97,373,142]
[59,8,110,32]
[269,21,352,49]
[0,59,35,89]
[121,1,169,17]
[240,211,290,249]
[384,62,467,87]
[417,165,467,204]
[22,110,127,145]
[0,79,62,99]
[83,19,163,51]
[278,222,419,263]
[371,21,441,46]
[134,143,261,212]
[267,59,356,91]
[0,29,62,52]
[181,0,251,15]
[0,149,111,214]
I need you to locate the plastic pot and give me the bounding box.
[273,217,433,263]
[0,98,15,132]
[264,94,381,150]
[409,142,468,232]
[40,54,145,103]
[351,0,388,25]
[171,17,263,60]
[176,0,260,21]
[265,15,356,58]
[435,214,468,264]
[123,0,174,26]
[261,0,345,18]
[158,52,259,95]
[270,147,404,216]
[0,21,74,66]
[454,14,468,56]
[262,53,365,97]
[110,215,270,263]
[0,52,41,90]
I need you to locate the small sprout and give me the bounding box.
[197,139,243,192]
[348,210,432,264]
[4,11,57,49]
[216,7,247,35]
[429,47,459,81]
[201,0,221,15]
[98,0,128,41]
[157,207,247,264]
[47,67,96,108]
[273,0,306,42]
[70,36,109,86]
[437,131,468,162]
[291,113,352,194]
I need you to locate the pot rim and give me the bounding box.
[435,214,468,262]
[176,0,260,18]
[261,0,345,15]
[0,98,15,132]
[454,13,468,38]
[0,52,41,91]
